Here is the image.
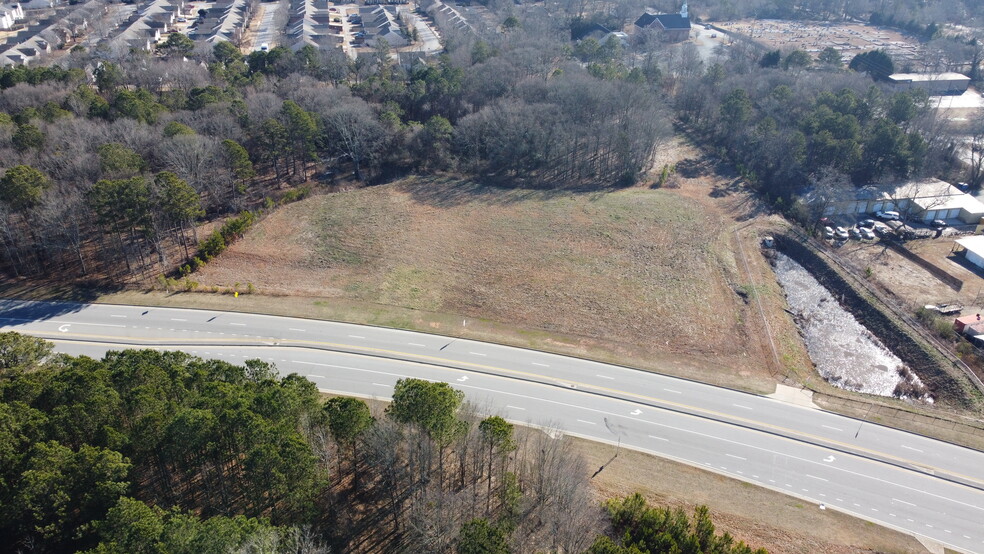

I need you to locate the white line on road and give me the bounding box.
[806,474,829,482]
[726,454,746,460]
[348,335,365,339]
[900,445,924,453]
[595,374,614,380]
[409,343,426,347]
[821,425,842,431]
[306,374,324,379]
[732,404,753,410]
[892,498,916,507]
[470,352,486,356]
[372,383,389,387]
[229,323,246,326]
[289,328,306,332]
[171,318,187,322]
[531,362,549,367]
[110,314,127,318]
[663,388,682,394]
[648,435,669,442]
[576,419,596,425]
[506,405,526,411]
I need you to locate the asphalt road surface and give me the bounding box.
[2,299,983,553]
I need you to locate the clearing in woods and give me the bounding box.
[194,139,810,393]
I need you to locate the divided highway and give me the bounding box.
[2,300,983,553]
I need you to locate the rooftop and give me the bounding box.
[889,72,971,82]
[956,235,984,256]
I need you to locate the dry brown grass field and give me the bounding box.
[191,139,809,393]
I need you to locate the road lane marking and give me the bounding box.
[732,404,752,410]
[171,318,187,322]
[229,323,246,326]
[663,388,682,394]
[33,322,984,505]
[289,328,306,332]
[806,474,829,482]
[470,352,486,356]
[726,454,746,460]
[110,315,127,318]
[306,374,324,379]
[506,405,526,411]
[348,335,365,339]
[648,435,669,442]
[576,419,596,425]
[532,362,549,367]
[409,343,426,347]
[900,445,924,453]
[892,498,916,507]
[822,425,842,431]
[372,383,388,387]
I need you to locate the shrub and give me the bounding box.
[197,230,226,261]
[279,187,310,205]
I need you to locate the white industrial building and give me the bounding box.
[823,179,984,224]
[888,72,971,95]
[954,236,984,271]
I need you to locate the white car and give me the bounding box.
[875,210,900,220]
[834,226,849,240]
[823,226,834,239]
[859,227,875,240]
[260,42,269,51]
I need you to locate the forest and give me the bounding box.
[0,331,767,553]
[0,0,971,285]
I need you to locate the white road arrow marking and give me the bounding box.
[823,455,836,463]
[457,375,469,382]
[58,324,70,332]
[630,409,642,415]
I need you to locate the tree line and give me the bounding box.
[0,332,765,553]
[1,0,969,285]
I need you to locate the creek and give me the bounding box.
[773,253,930,401]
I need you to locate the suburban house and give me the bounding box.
[888,73,971,95]
[1,3,25,31]
[821,179,984,224]
[953,236,984,272]
[634,2,690,42]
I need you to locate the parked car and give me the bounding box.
[260,42,269,51]
[823,226,834,239]
[859,227,875,240]
[849,227,861,239]
[834,226,849,239]
[930,219,947,229]
[858,218,876,228]
[875,210,900,220]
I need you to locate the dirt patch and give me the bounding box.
[190,139,807,392]
[840,238,984,313]
[575,437,928,554]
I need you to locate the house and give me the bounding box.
[888,73,970,96]
[954,236,984,272]
[635,2,690,42]
[1,3,25,31]
[820,179,984,224]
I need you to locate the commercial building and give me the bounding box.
[888,73,971,95]
[954,236,984,272]
[822,179,984,224]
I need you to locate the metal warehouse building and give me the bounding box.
[888,72,971,95]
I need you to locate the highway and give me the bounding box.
[1,299,983,553]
